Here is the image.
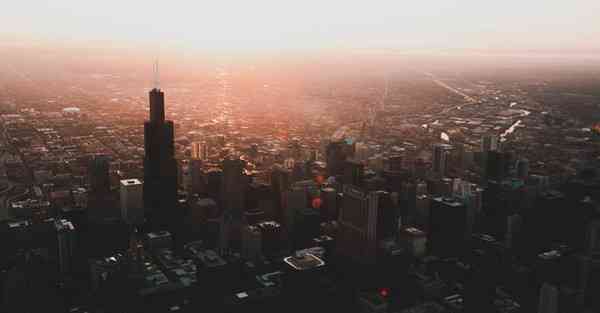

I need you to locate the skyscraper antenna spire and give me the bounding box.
[153,59,160,90]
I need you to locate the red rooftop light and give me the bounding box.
[379,288,389,297]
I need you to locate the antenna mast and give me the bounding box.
[153,59,160,90]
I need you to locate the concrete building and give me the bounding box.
[120,179,144,225]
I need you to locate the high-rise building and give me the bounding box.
[284,187,307,232]
[120,179,144,225]
[191,141,209,160]
[398,227,427,257]
[354,142,371,162]
[481,134,499,153]
[180,160,192,192]
[256,221,283,258]
[343,160,364,187]
[516,158,530,179]
[321,187,338,221]
[293,208,320,249]
[143,88,177,230]
[87,154,114,220]
[55,218,76,274]
[241,225,262,261]
[486,150,508,182]
[220,158,247,217]
[88,154,111,194]
[337,185,379,263]
[537,283,559,313]
[375,190,397,241]
[271,165,291,222]
[588,220,600,256]
[189,159,204,195]
[432,143,453,178]
[428,197,468,257]
[144,230,173,251]
[326,141,350,178]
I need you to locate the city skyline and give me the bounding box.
[1,2,600,313]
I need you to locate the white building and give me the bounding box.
[120,179,144,225]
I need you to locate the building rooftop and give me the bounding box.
[146,231,171,240]
[191,249,227,268]
[54,219,75,232]
[283,253,325,271]
[403,227,427,237]
[432,196,464,207]
[538,249,562,260]
[120,178,142,186]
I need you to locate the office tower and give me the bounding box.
[284,187,307,232]
[481,134,499,152]
[588,220,600,256]
[364,175,386,192]
[189,197,218,226]
[180,160,192,192]
[321,187,338,221]
[143,88,177,230]
[246,182,270,212]
[337,185,379,263]
[537,283,559,313]
[524,190,567,252]
[354,142,370,162]
[439,178,453,197]
[191,141,201,159]
[88,154,111,194]
[189,159,204,195]
[291,162,306,183]
[257,221,283,258]
[218,211,234,255]
[271,165,291,222]
[486,150,508,182]
[293,208,320,249]
[415,194,430,230]
[241,225,262,261]
[144,230,172,251]
[387,154,403,171]
[87,154,114,220]
[206,169,223,201]
[244,209,265,226]
[432,143,453,178]
[375,190,397,240]
[428,197,467,257]
[220,158,247,216]
[55,218,75,274]
[505,213,522,249]
[413,158,428,180]
[89,253,127,292]
[119,179,144,225]
[191,141,209,160]
[343,160,364,187]
[326,141,350,178]
[398,227,427,257]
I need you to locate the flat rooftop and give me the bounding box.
[120,178,142,186]
[283,253,325,271]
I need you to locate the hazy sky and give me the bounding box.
[3,0,600,52]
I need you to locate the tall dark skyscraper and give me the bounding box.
[143,88,177,229]
[88,154,110,195]
[87,154,115,221]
